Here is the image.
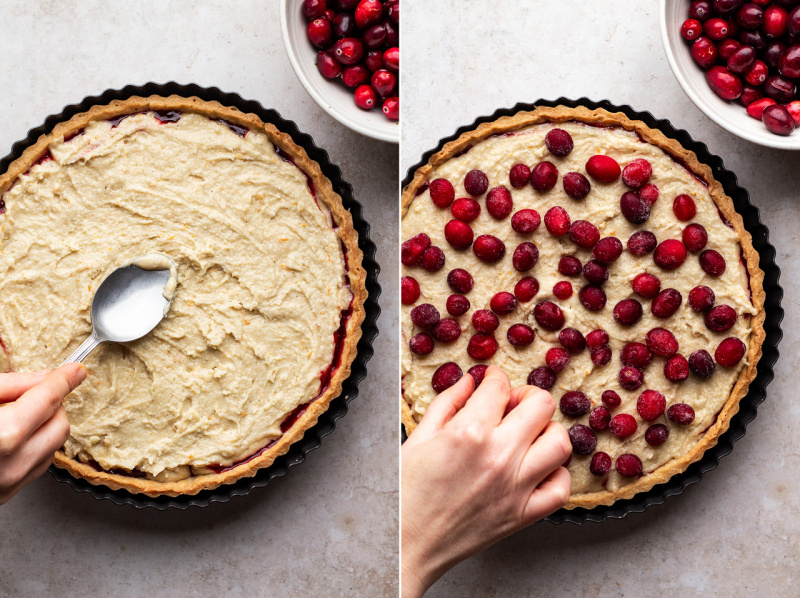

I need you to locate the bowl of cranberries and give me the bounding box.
[281,0,399,143]
[661,0,800,148]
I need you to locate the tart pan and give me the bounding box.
[401,97,783,524]
[0,82,381,509]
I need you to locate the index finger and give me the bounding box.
[451,365,512,428]
[0,371,51,403]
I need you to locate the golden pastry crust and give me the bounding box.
[0,95,367,497]
[401,105,765,509]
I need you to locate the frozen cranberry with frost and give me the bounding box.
[553,281,573,300]
[334,37,364,65]
[618,366,644,390]
[421,246,445,272]
[511,209,541,234]
[682,223,708,253]
[621,342,653,369]
[651,288,682,318]
[342,64,369,87]
[401,233,431,266]
[586,329,609,348]
[620,191,651,224]
[616,454,643,477]
[689,286,715,313]
[646,327,679,357]
[614,299,643,326]
[579,285,607,311]
[705,304,737,332]
[471,309,499,333]
[632,272,661,298]
[589,406,611,432]
[544,206,571,236]
[464,169,489,196]
[568,220,600,249]
[582,260,608,285]
[692,36,719,68]
[512,242,539,272]
[673,194,697,221]
[591,346,612,366]
[621,159,652,189]
[645,423,670,447]
[447,268,474,294]
[509,163,531,188]
[446,294,470,317]
[568,425,597,456]
[585,155,621,183]
[354,0,383,29]
[451,197,480,222]
[602,390,621,409]
[508,324,535,347]
[610,414,638,439]
[627,231,657,255]
[410,303,440,329]
[715,337,746,366]
[546,347,570,372]
[473,235,506,263]
[590,451,612,476]
[527,366,556,391]
[559,328,586,354]
[563,172,591,200]
[689,349,716,378]
[401,276,420,305]
[558,256,582,276]
[534,301,565,330]
[682,18,704,40]
[431,362,463,393]
[429,178,455,208]
[638,183,659,207]
[545,128,574,157]
[514,277,540,302]
[664,354,690,382]
[316,50,342,78]
[699,250,727,276]
[486,187,513,219]
[468,365,488,386]
[490,292,518,315]
[530,161,558,192]
[668,403,696,426]
[560,391,591,417]
[408,333,434,355]
[592,237,623,264]
[467,333,498,360]
[307,18,333,48]
[637,390,666,421]
[654,239,687,270]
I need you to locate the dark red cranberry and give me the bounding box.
[618,366,644,390]
[682,18,704,40]
[527,366,556,391]
[544,206,571,236]
[763,104,796,135]
[353,84,377,110]
[354,0,383,29]
[622,159,652,189]
[530,161,559,192]
[302,0,327,19]
[545,128,574,157]
[621,342,653,369]
[432,319,461,343]
[316,50,342,78]
[602,390,621,409]
[764,75,796,103]
[764,40,788,70]
[307,18,333,48]
[791,5,800,35]
[558,328,586,354]
[409,332,434,355]
[638,183,659,206]
[632,272,661,298]
[646,327,679,357]
[410,303,440,328]
[512,242,539,272]
[706,66,743,100]
[401,233,431,266]
[645,424,670,447]
[446,294,470,317]
[616,454,643,477]
[586,329,610,348]
[610,414,638,439]
[579,285,607,311]
[651,288,683,318]
[514,277,540,302]
[590,451,612,476]
[620,191,651,224]
[421,246,445,272]
[429,178,455,208]
[715,337,746,366]
[553,281,573,300]
[401,277,420,305]
[332,12,357,37]
[509,163,531,188]
[431,362,463,393]
[592,237,623,264]
[447,268,474,294]
[689,349,716,378]
[699,249,727,276]
[467,334,499,360]
[468,364,488,386]
[511,209,541,234]
[590,346,612,366]
[627,231,658,256]
[382,47,399,72]
[705,304,738,332]
[568,220,600,249]
[779,44,800,78]
[614,299,643,326]
[682,223,708,252]
[471,309,499,333]
[490,292,518,316]
[637,390,666,422]
[508,324,535,347]
[589,406,611,432]
[727,45,756,74]
[363,23,388,49]
[451,197,481,222]
[486,187,513,219]
[534,301,565,330]
[333,37,364,65]
[546,347,571,372]
[692,36,719,68]
[560,391,591,417]
[338,0,359,11]
[690,0,713,21]
[714,0,744,16]
[764,6,789,38]
[668,403,696,425]
[673,194,697,221]
[737,3,764,28]
[558,255,582,276]
[582,260,609,285]
[473,235,506,263]
[665,354,690,382]
[464,169,489,196]
[585,155,621,183]
[563,172,591,200]
[654,239,687,270]
[568,425,597,456]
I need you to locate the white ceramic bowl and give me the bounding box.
[280,0,399,144]
[660,0,800,150]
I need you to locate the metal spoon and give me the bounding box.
[62,253,178,364]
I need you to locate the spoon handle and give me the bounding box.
[61,332,103,365]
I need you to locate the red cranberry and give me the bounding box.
[646,327,679,357]
[410,303,440,329]
[558,255,582,276]
[468,364,488,386]
[421,246,445,272]
[621,342,653,369]
[511,209,541,233]
[690,1,713,21]
[682,223,708,252]
[699,249,727,276]
[363,23,388,49]
[654,239,687,270]
[762,104,796,135]
[689,286,716,313]
[408,333,434,356]
[446,294,470,317]
[744,60,768,86]
[632,272,661,298]
[740,85,763,109]
[464,169,489,196]
[586,329,610,348]
[545,128,574,157]
[307,18,333,48]
[354,84,377,110]
[431,362,463,393]
[544,206,571,236]
[568,220,600,249]
[371,69,396,97]
[764,40,787,69]
[582,260,609,285]
[714,0,743,16]
[442,217,474,248]
[546,347,571,372]
[590,451,612,476]
[447,268,474,294]
[622,159,652,189]
[673,194,697,221]
[746,97,777,119]
[302,0,327,19]
[472,309,499,333]
[316,50,342,78]
[508,324,535,347]
[401,233,431,266]
[592,237,623,264]
[514,277,540,302]
[602,390,621,409]
[467,333,499,360]
[338,0,359,11]
[585,155,621,183]
[610,414,638,439]
[429,178,455,208]
[627,231,658,255]
[534,301,565,330]
[704,17,731,39]
[568,425,597,456]
[530,161,559,192]
[786,100,800,125]
[490,292,518,316]
[737,3,764,28]
[432,319,461,343]
[563,172,591,200]
[383,47,399,72]
[706,66,743,100]
[332,11,357,37]
[638,183,659,206]
[382,96,399,121]
[764,75,796,103]
[560,391,591,417]
[791,5,800,35]
[509,163,531,188]
[727,45,756,73]
[618,366,644,390]
[486,187,513,219]
[651,288,683,318]
[620,191,651,224]
[665,354,690,382]
[342,64,370,87]
[637,390,667,422]
[614,299,644,326]
[553,281,573,300]
[473,235,506,263]
[451,197,481,222]
[682,18,704,40]
[591,346,612,366]
[528,366,557,391]
[354,0,383,29]
[667,403,696,425]
[689,349,716,378]
[401,276,420,305]
[692,36,719,68]
[579,285,607,311]
[385,0,399,24]
[779,44,800,78]
[616,454,643,477]
[765,5,789,37]
[645,424,670,447]
[589,406,611,432]
[716,337,746,366]
[705,304,737,332]
[559,328,586,354]
[334,37,364,65]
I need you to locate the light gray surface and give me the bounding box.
[0,1,398,596]
[403,1,794,597]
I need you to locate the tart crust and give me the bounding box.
[401,105,765,509]
[0,95,368,497]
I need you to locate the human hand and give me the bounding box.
[401,366,571,598]
[0,364,86,505]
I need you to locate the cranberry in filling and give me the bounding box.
[568,424,597,455]
[432,362,463,393]
[507,324,534,347]
[527,366,556,391]
[560,391,591,417]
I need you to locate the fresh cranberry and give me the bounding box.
[514,277,540,302]
[699,249,727,276]
[704,16,731,39]
[401,276,420,305]
[431,362,463,393]
[590,451,612,476]
[307,18,333,48]
[692,36,719,68]
[706,66,743,100]
[632,272,661,298]
[646,327,679,357]
[563,172,591,200]
[587,406,611,432]
[408,333,434,355]
[473,235,506,263]
[610,414,638,439]
[302,0,327,19]
[464,169,489,196]
[546,347,571,372]
[385,0,399,23]
[316,50,342,78]
[592,237,623,264]
[472,309,499,333]
[645,424,670,447]
[716,336,746,366]
[714,0,743,16]
[690,0,713,21]
[382,97,399,121]
[727,45,756,74]
[527,366,557,390]
[342,64,370,87]
[559,328,586,354]
[667,403,696,425]
[558,255,582,276]
[560,391,591,417]
[585,155,621,183]
[618,366,644,390]
[689,350,716,378]
[467,333,499,360]
[429,178,455,208]
[665,354,690,382]
[672,194,697,221]
[509,163,531,188]
[383,47,399,72]
[338,0,359,11]
[746,97,777,120]
[420,246,444,272]
[530,161,559,192]
[432,319,461,343]
[744,60,768,86]
[410,303,440,328]
[334,37,364,65]
[332,12,357,37]
[764,5,789,38]
[616,454,643,477]
[737,3,764,28]
[627,231,658,255]
[363,23,388,49]
[740,86,763,109]
[544,206,571,236]
[654,239,687,270]
[651,288,683,318]
[786,100,800,125]
[490,292,518,315]
[401,233,431,266]
[622,159,652,189]
[763,104,796,135]
[354,84,377,110]
[486,187,513,220]
[553,281,573,300]
[682,223,708,252]
[534,301,565,330]
[446,294,470,317]
[568,425,597,455]
[689,286,716,313]
[620,191,651,224]
[602,390,621,409]
[447,268,474,294]
[638,183,660,206]
[705,304,738,332]
[511,209,541,233]
[637,390,666,422]
[614,299,643,326]
[451,197,480,222]
[371,69,396,96]
[790,5,800,35]
[582,260,609,285]
[779,44,800,78]
[354,0,383,29]
[621,342,653,369]
[579,285,607,311]
[764,75,796,103]
[682,18,704,40]
[586,329,610,348]
[508,324,535,347]
[764,40,788,69]
[591,346,612,366]
[468,364,488,386]
[444,220,474,249]
[545,128,574,157]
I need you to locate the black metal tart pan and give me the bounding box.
[0,82,381,509]
[401,97,783,524]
